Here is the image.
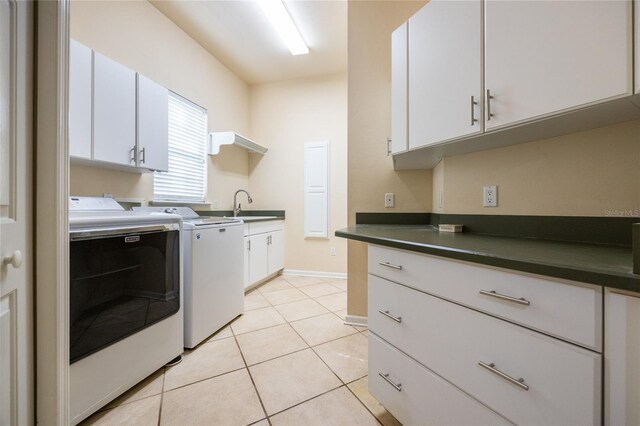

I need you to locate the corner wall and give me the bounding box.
[69,0,250,208]
[347,1,431,317]
[249,74,348,274]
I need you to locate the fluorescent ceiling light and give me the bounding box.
[257,0,309,56]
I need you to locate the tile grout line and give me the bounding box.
[157,367,166,426]
[265,384,346,419]
[272,278,382,425]
[230,321,273,426]
[247,277,373,421]
[343,380,386,426]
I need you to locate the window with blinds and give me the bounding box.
[154,93,207,202]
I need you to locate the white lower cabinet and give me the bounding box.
[244,221,284,289]
[248,233,269,286]
[605,290,640,426]
[368,244,603,425]
[369,333,510,426]
[267,230,284,275]
[369,245,602,350]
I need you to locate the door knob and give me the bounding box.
[3,250,23,269]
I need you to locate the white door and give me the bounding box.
[484,0,631,130]
[137,74,168,172]
[267,230,285,275]
[391,22,408,154]
[248,233,269,285]
[93,51,136,166]
[408,0,482,149]
[0,1,34,424]
[69,39,92,160]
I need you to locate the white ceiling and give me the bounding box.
[149,0,348,85]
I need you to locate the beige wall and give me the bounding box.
[347,1,431,316]
[69,0,250,209]
[433,119,640,216]
[249,74,348,273]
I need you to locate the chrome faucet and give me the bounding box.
[233,190,253,217]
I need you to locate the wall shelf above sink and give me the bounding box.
[207,131,268,156]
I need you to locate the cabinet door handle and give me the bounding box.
[130,146,137,163]
[139,147,146,164]
[378,261,402,270]
[378,310,402,323]
[386,138,392,156]
[379,373,402,392]
[478,361,529,391]
[470,95,478,126]
[247,240,251,251]
[479,289,530,306]
[486,89,494,121]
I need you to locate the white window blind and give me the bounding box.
[154,93,207,202]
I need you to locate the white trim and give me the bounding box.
[36,1,70,423]
[282,269,347,280]
[344,315,368,328]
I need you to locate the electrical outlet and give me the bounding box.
[385,193,395,208]
[330,247,336,256]
[438,190,443,209]
[212,199,219,209]
[483,185,498,207]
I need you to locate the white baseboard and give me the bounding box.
[282,269,347,280]
[344,314,368,328]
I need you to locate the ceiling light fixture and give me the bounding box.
[257,0,309,56]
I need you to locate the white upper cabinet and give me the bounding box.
[484,0,632,130]
[137,74,169,172]
[69,40,92,160]
[93,51,136,166]
[391,22,408,154]
[409,0,482,149]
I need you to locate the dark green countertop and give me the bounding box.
[336,224,639,293]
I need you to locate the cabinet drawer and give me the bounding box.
[369,333,511,426]
[247,220,283,235]
[369,275,601,425]
[369,245,602,350]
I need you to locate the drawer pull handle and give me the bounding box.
[379,310,402,323]
[379,373,402,392]
[478,361,529,391]
[479,289,530,306]
[379,261,402,270]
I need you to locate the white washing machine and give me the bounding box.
[135,207,245,348]
[69,197,184,424]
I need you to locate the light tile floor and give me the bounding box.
[82,275,400,426]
